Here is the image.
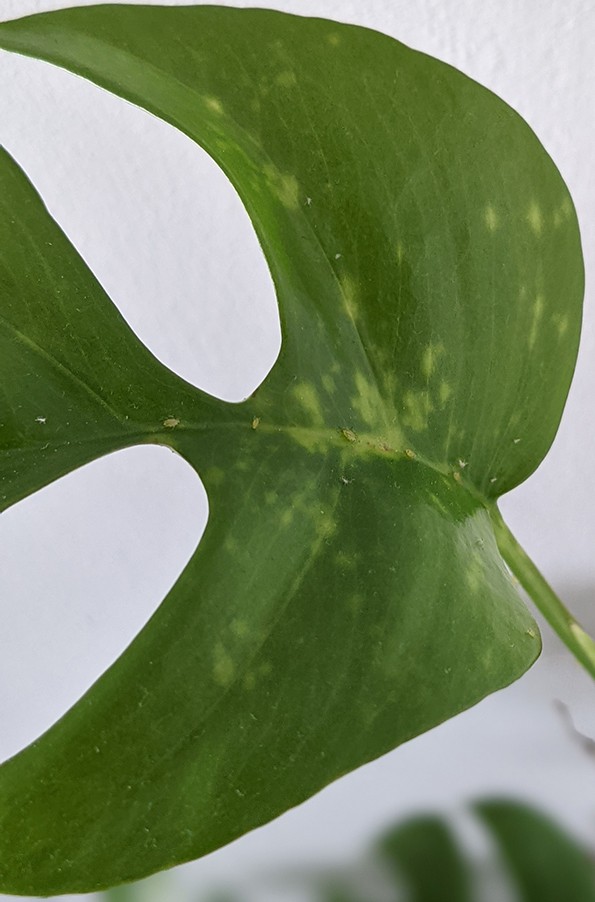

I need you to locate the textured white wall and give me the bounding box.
[1,2,595,899]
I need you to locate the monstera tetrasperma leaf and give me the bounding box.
[0,5,585,895]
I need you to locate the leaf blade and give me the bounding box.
[378,814,472,902]
[0,5,583,893]
[477,799,595,902]
[0,145,233,510]
[0,5,583,494]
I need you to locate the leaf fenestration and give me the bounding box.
[0,6,583,894]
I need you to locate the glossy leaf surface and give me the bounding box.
[0,5,583,894]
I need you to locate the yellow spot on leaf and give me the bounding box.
[275,70,297,88]
[526,200,543,236]
[231,619,249,639]
[251,416,260,430]
[484,204,499,232]
[322,373,336,394]
[263,163,300,210]
[163,417,180,428]
[439,381,453,404]
[341,427,358,443]
[204,96,224,115]
[204,466,225,487]
[316,509,337,540]
[552,312,569,338]
[421,342,443,379]
[213,642,235,687]
[293,383,324,425]
[465,554,483,592]
[280,508,294,527]
[402,389,433,432]
[529,292,544,349]
[289,427,329,455]
[555,196,573,225]
[351,371,385,429]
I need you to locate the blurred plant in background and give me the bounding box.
[101,798,595,902]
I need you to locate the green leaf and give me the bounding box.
[477,800,595,902]
[379,815,472,902]
[0,145,230,510]
[375,800,595,902]
[0,5,583,895]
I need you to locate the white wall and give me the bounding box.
[1,2,595,899]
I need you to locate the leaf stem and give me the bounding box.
[490,506,595,680]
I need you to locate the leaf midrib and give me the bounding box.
[0,29,488,509]
[167,420,476,499]
[0,313,123,423]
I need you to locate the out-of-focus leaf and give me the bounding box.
[379,815,472,902]
[103,886,140,902]
[477,799,595,902]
